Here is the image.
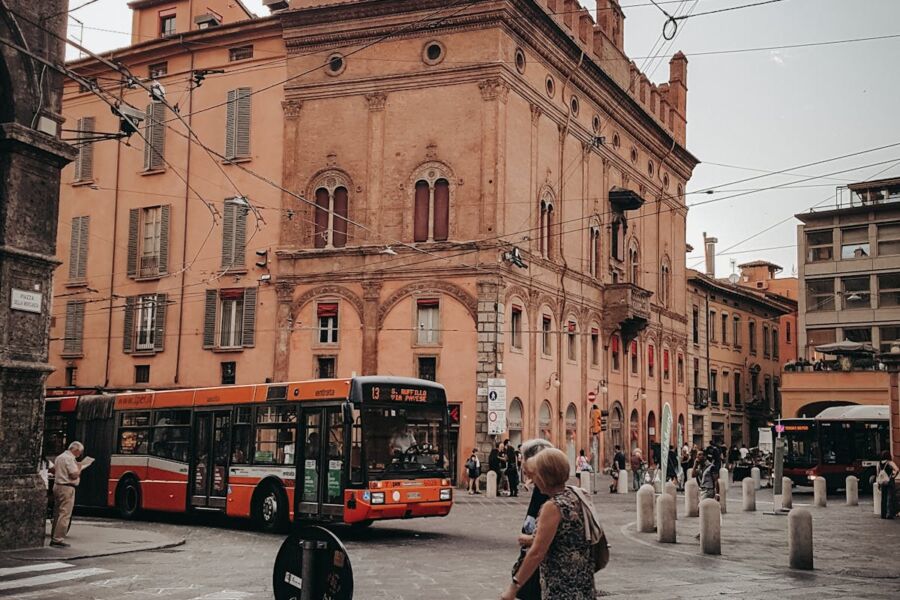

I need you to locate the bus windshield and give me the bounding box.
[362,405,447,479]
[783,423,818,467]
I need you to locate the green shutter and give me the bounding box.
[154,293,167,352]
[221,200,235,268]
[159,204,170,274]
[235,88,251,158]
[63,301,84,355]
[144,102,166,171]
[76,216,89,279]
[68,217,81,280]
[126,208,139,278]
[242,287,257,347]
[225,89,237,159]
[234,201,247,267]
[203,290,218,349]
[123,296,136,353]
[77,116,95,181]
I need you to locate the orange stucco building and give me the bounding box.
[49,0,698,479]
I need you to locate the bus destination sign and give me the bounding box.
[363,384,436,403]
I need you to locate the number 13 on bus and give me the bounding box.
[55,377,453,531]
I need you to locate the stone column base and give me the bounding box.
[0,474,47,549]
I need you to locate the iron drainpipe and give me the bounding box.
[103,82,125,388]
[174,46,195,384]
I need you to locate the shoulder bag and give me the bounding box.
[566,485,610,571]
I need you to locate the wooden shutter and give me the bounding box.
[144,102,166,171]
[74,116,95,181]
[158,204,170,274]
[221,200,235,267]
[154,293,167,352]
[123,296,136,353]
[203,290,218,349]
[68,216,89,280]
[235,88,251,158]
[225,89,237,159]
[234,200,246,266]
[433,179,449,241]
[126,208,139,277]
[63,301,85,355]
[242,287,257,347]
[414,181,429,242]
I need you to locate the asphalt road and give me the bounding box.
[1,483,899,599]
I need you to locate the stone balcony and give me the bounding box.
[602,282,652,343]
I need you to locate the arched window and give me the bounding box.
[565,403,578,472]
[589,223,601,278]
[609,402,624,454]
[628,241,640,285]
[312,172,350,249]
[508,397,524,448]
[611,216,625,261]
[660,256,671,307]
[414,178,450,242]
[629,409,640,451]
[539,197,554,258]
[539,400,552,442]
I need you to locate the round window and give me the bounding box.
[677,184,684,198]
[423,41,445,65]
[592,114,601,133]
[630,147,638,163]
[515,48,526,73]
[648,160,655,177]
[545,76,555,98]
[570,95,580,116]
[612,133,620,149]
[663,173,670,189]
[326,53,345,76]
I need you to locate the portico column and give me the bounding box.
[272,282,293,381]
[365,92,386,236]
[361,281,382,375]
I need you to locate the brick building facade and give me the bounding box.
[49,0,697,480]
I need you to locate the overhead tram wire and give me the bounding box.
[647,0,699,78]
[658,0,785,41]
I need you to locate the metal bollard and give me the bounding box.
[579,471,593,494]
[782,477,793,510]
[788,508,813,570]
[742,478,756,511]
[873,480,881,516]
[685,479,700,517]
[656,493,676,543]
[617,469,629,494]
[845,476,858,506]
[751,466,761,490]
[699,498,721,555]
[718,467,729,514]
[486,470,497,498]
[637,483,656,533]
[813,477,827,507]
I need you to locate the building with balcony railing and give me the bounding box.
[797,177,900,357]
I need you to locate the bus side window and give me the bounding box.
[231,406,251,464]
[350,411,363,484]
[118,411,151,455]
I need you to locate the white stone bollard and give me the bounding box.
[846,476,858,506]
[685,479,700,517]
[699,498,721,555]
[486,470,497,498]
[617,470,629,494]
[637,484,656,533]
[782,477,793,510]
[742,478,756,511]
[719,467,729,514]
[788,508,813,570]
[751,467,761,490]
[579,471,593,494]
[656,494,676,543]
[874,480,882,515]
[665,480,677,500]
[813,477,827,507]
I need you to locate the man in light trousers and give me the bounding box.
[51,441,85,547]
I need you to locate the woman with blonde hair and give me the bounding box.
[501,448,594,600]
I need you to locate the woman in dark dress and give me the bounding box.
[511,439,553,600]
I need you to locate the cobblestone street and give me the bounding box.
[2,481,899,599]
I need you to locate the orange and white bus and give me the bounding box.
[45,377,453,530]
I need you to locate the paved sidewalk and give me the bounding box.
[1,519,185,563]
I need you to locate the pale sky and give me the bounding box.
[65,0,900,277]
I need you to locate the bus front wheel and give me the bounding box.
[116,478,141,520]
[253,482,287,533]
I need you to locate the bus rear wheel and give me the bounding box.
[116,478,141,520]
[253,483,287,533]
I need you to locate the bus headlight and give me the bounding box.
[371,492,385,505]
[440,488,452,501]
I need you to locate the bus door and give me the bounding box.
[298,406,345,519]
[191,410,231,509]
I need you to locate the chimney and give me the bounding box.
[703,232,718,277]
